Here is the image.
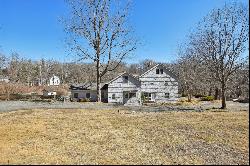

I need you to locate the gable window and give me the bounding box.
[160,69,164,74]
[156,69,160,74]
[86,93,90,98]
[123,76,128,83]
[74,93,78,98]
[112,94,116,99]
[165,93,170,98]
[164,81,168,86]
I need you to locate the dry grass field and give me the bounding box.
[0,109,249,165]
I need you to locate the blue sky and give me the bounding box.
[0,0,249,64]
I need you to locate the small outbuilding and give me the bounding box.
[70,83,108,102]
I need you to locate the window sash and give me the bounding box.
[156,69,159,74]
[74,93,78,98]
[86,93,90,98]
[165,93,170,98]
[160,69,164,74]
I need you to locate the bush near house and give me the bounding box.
[194,94,206,98]
[201,96,215,101]
[78,98,91,102]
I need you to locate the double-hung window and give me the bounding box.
[165,93,170,98]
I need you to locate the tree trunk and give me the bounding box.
[221,83,227,109]
[209,87,212,96]
[98,77,102,102]
[214,87,219,100]
[96,60,101,102]
[187,93,192,102]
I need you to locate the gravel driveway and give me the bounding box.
[0,101,117,112]
[0,100,248,113]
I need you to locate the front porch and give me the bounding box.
[123,91,141,106]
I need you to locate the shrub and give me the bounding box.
[141,93,145,103]
[195,94,206,98]
[201,96,214,101]
[10,94,23,100]
[78,98,91,102]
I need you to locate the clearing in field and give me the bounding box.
[0,109,249,165]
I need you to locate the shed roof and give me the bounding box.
[70,82,107,91]
[107,72,140,85]
[43,86,58,92]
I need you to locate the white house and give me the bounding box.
[107,64,179,105]
[107,73,141,105]
[49,75,60,86]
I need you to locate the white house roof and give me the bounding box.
[139,63,179,81]
[104,63,180,86]
[50,75,60,79]
[107,72,140,85]
[70,82,107,91]
[139,64,162,77]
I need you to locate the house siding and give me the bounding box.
[108,74,141,104]
[139,66,179,102]
[71,90,98,101]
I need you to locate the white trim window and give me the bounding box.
[165,93,170,98]
[156,68,164,74]
[144,92,152,101]
[74,93,78,98]
[86,93,91,99]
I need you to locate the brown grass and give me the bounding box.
[0,109,248,165]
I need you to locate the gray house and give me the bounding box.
[107,73,141,105]
[108,64,179,105]
[70,82,108,102]
[70,83,98,102]
[70,64,179,105]
[139,64,179,103]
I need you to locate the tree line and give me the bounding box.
[0,52,157,85]
[0,52,248,101]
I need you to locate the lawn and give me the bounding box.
[0,109,248,165]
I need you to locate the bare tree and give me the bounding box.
[0,53,7,76]
[176,48,212,102]
[188,3,249,109]
[63,0,138,102]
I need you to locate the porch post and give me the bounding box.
[138,90,142,105]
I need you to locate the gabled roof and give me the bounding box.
[139,64,162,77]
[107,72,140,85]
[139,63,179,81]
[70,82,107,91]
[106,63,179,85]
